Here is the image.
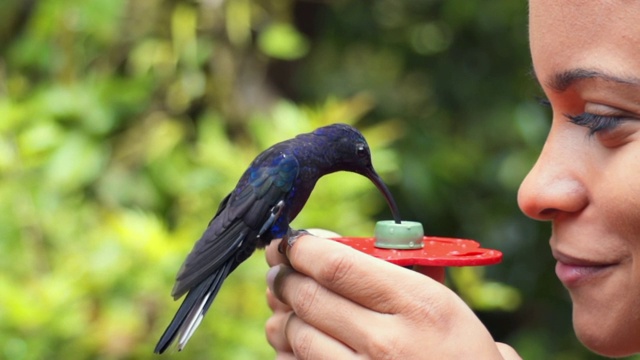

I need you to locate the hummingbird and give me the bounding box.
[154,123,402,353]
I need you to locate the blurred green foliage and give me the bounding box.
[1,0,637,359]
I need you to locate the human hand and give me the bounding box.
[265,235,520,359]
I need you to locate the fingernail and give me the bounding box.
[278,240,287,254]
[266,264,281,291]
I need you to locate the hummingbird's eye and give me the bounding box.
[356,144,369,158]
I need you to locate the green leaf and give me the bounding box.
[45,132,108,191]
[258,23,309,60]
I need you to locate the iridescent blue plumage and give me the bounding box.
[154,123,401,354]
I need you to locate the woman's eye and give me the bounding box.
[565,112,624,135]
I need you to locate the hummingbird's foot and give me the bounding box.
[278,229,310,254]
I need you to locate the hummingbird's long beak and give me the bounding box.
[364,167,402,224]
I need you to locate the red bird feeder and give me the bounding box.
[331,221,502,281]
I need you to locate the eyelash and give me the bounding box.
[565,113,623,135]
[536,97,551,107]
[536,97,623,135]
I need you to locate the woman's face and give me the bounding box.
[519,0,640,356]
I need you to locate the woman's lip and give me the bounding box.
[555,262,615,286]
[553,251,618,286]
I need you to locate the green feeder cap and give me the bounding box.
[374,220,424,249]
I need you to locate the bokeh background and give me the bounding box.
[1,0,637,359]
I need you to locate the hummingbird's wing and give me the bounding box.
[170,151,299,299]
[155,151,300,353]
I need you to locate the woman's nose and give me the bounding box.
[517,124,589,220]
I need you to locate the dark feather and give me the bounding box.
[155,259,234,353]
[171,153,299,299]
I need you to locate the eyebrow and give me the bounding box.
[545,68,640,92]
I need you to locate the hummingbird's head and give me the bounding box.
[313,123,402,223]
[311,123,373,171]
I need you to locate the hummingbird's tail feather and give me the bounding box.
[154,260,234,354]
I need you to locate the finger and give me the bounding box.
[496,342,523,360]
[266,311,294,353]
[267,287,292,313]
[266,239,290,267]
[271,264,389,354]
[305,228,341,238]
[413,266,446,284]
[275,354,297,360]
[288,235,444,314]
[285,313,358,360]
